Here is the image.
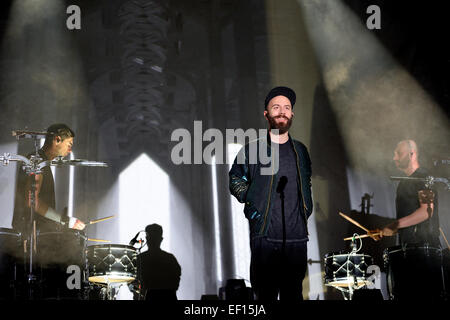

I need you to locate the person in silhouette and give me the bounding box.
[136,224,181,301]
[229,87,313,300]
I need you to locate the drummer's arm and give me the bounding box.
[381,203,433,237]
[25,174,85,230]
[397,203,433,228]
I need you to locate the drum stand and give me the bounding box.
[333,238,366,300]
[104,281,122,300]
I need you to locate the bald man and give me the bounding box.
[379,140,440,246]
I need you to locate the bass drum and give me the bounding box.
[36,229,88,300]
[383,244,444,301]
[0,228,24,300]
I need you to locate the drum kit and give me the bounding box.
[0,129,144,300]
[323,210,450,300]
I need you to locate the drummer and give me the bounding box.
[377,140,440,247]
[12,123,86,233]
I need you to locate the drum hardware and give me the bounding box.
[0,129,108,300]
[129,231,147,300]
[48,157,108,168]
[89,280,127,300]
[323,212,381,300]
[360,193,374,215]
[324,233,374,300]
[307,259,322,265]
[390,175,450,190]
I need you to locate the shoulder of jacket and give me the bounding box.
[292,139,307,149]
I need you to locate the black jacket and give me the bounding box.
[229,134,313,239]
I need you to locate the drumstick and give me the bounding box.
[440,228,450,250]
[89,215,115,225]
[339,212,370,233]
[344,232,381,241]
[88,238,111,243]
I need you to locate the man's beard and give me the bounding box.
[395,157,410,171]
[267,114,293,134]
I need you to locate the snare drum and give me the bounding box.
[87,244,137,284]
[36,229,88,300]
[0,228,24,299]
[324,251,373,288]
[383,244,444,300]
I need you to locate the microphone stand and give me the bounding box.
[276,177,288,257]
[281,190,286,255]
[276,176,288,299]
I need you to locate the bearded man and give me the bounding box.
[229,86,313,300]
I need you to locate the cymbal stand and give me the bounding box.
[1,134,45,299]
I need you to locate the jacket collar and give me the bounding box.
[266,130,293,147]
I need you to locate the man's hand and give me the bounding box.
[69,217,86,230]
[368,229,382,241]
[380,221,399,238]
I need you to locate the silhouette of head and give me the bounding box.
[145,224,163,249]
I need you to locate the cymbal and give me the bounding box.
[50,158,108,167]
[11,130,47,139]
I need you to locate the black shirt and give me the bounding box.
[266,141,307,242]
[137,248,181,299]
[12,149,61,234]
[396,167,440,246]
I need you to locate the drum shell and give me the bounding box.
[383,245,444,301]
[324,251,373,286]
[36,230,88,299]
[86,244,137,283]
[0,228,24,299]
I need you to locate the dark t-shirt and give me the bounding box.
[396,167,440,246]
[12,149,60,234]
[137,248,181,299]
[266,141,307,242]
